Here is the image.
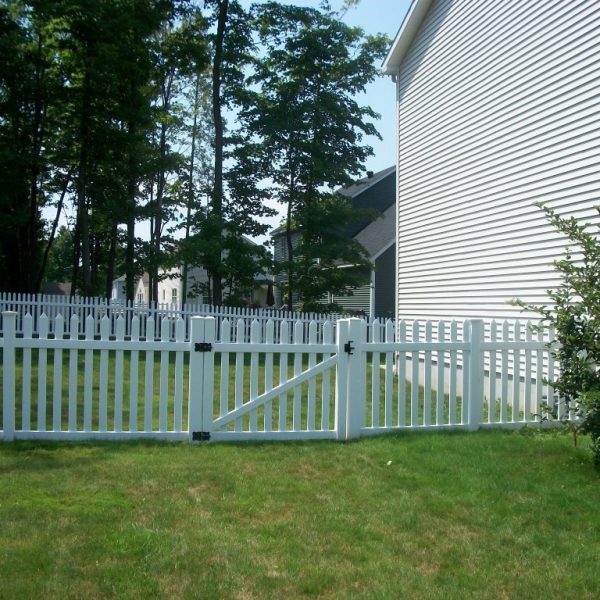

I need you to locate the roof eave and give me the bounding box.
[381,0,434,75]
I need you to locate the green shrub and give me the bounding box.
[514,203,600,468]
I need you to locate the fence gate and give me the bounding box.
[187,317,343,442]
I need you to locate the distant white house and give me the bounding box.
[111,265,271,308]
[382,0,600,323]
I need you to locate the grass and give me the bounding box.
[1,430,599,599]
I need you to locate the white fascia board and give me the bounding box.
[371,238,395,261]
[381,0,435,75]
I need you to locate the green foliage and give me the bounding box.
[237,2,389,309]
[513,203,600,468]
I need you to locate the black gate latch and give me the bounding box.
[194,342,213,352]
[192,431,211,441]
[344,341,354,355]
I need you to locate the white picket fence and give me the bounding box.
[0,310,563,443]
[0,292,355,342]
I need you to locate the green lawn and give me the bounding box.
[1,430,599,599]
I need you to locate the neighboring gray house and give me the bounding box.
[271,166,396,318]
[382,0,600,323]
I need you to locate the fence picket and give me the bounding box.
[83,315,94,432]
[249,320,260,432]
[535,327,544,421]
[411,321,420,427]
[449,321,458,425]
[144,317,155,433]
[461,321,470,426]
[293,321,303,432]
[321,321,333,430]
[159,318,170,432]
[174,317,185,433]
[220,320,231,421]
[384,320,394,427]
[488,321,498,424]
[512,320,522,422]
[398,320,407,427]
[278,320,289,432]
[307,321,317,431]
[37,314,49,431]
[129,317,140,432]
[548,327,558,418]
[436,321,445,426]
[22,314,33,431]
[52,315,65,431]
[524,321,533,422]
[500,321,509,423]
[424,321,433,426]
[99,316,110,432]
[264,320,274,432]
[371,319,381,428]
[235,319,245,432]
[114,316,125,432]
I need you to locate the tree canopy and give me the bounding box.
[0,0,388,311]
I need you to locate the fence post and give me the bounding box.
[346,318,366,439]
[467,319,485,431]
[335,319,350,440]
[188,316,215,442]
[2,311,17,441]
[188,316,205,441]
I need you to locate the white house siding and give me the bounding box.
[394,0,600,323]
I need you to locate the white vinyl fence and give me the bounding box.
[0,292,355,342]
[0,312,562,443]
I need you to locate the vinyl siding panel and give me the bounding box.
[331,284,371,315]
[395,0,600,322]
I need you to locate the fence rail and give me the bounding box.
[0,311,562,443]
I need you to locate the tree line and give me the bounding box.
[0,0,388,310]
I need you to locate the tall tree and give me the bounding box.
[143,7,209,304]
[0,0,66,293]
[241,2,389,310]
[194,0,273,306]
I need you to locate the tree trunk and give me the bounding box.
[209,0,229,306]
[105,222,118,300]
[37,169,72,291]
[27,31,46,292]
[182,73,201,306]
[77,65,92,296]
[125,119,137,303]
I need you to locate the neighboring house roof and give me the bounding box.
[270,166,396,240]
[338,166,396,199]
[353,204,395,259]
[381,0,434,74]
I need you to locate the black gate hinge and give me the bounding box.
[194,342,213,352]
[192,431,211,441]
[344,341,354,355]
